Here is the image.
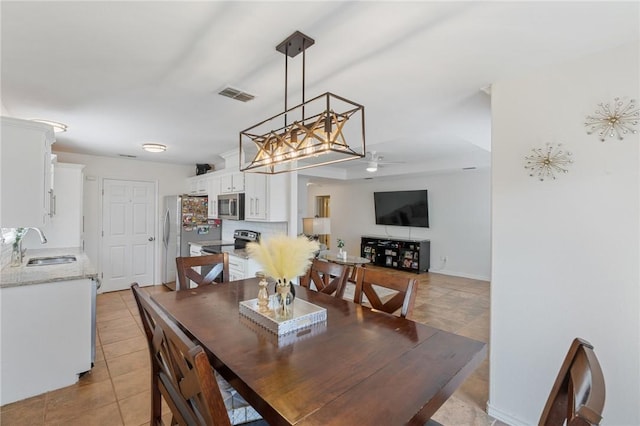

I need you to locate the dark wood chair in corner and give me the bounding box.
[299,258,350,298]
[176,253,229,291]
[131,283,232,426]
[352,267,418,318]
[539,338,606,426]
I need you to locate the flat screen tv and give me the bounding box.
[374,190,429,228]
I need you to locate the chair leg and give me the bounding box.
[151,372,162,425]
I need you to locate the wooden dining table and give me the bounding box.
[151,278,487,426]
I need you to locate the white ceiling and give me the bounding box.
[2,1,638,179]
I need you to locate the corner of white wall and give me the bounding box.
[490,42,640,425]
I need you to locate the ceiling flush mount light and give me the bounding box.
[142,143,167,153]
[31,119,68,133]
[240,31,366,174]
[585,97,638,141]
[366,161,378,172]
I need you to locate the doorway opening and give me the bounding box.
[315,195,330,248]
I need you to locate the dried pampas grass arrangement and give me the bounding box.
[246,235,319,281]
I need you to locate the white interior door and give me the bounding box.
[101,179,156,292]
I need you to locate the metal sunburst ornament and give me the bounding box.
[585,97,639,141]
[524,143,573,181]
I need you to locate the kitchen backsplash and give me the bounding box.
[0,241,13,269]
[221,221,288,242]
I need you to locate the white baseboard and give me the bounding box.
[431,268,491,282]
[487,403,529,426]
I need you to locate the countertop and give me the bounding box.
[189,240,250,259]
[0,247,97,289]
[221,247,250,259]
[188,240,235,249]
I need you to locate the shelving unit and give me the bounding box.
[361,236,430,273]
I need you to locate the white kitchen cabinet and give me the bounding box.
[244,173,288,222]
[207,175,221,219]
[187,175,208,195]
[228,253,261,281]
[186,242,203,288]
[220,172,244,194]
[228,254,245,282]
[244,173,267,220]
[0,117,55,227]
[0,278,92,405]
[189,242,203,257]
[23,163,85,250]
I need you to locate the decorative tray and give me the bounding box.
[239,315,327,347]
[239,297,327,336]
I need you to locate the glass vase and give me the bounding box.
[338,247,347,260]
[274,279,295,320]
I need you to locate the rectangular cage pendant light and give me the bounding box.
[239,31,365,174]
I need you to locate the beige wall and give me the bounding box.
[305,168,491,280]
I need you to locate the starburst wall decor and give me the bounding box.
[524,143,573,181]
[585,97,638,141]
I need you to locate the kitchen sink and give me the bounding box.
[26,255,77,266]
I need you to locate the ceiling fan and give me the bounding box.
[361,151,405,172]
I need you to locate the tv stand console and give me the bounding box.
[361,236,430,274]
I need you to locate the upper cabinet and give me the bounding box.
[244,173,287,222]
[186,175,208,196]
[220,172,244,194]
[23,163,85,249]
[0,117,55,228]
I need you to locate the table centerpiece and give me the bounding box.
[246,235,319,320]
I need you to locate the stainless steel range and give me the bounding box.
[232,229,260,249]
[201,230,262,281]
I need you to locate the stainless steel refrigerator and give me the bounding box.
[161,195,221,290]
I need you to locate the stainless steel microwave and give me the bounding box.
[218,193,244,220]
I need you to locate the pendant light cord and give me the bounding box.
[284,43,288,128]
[302,38,306,121]
[283,39,308,128]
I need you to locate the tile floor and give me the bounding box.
[0,268,496,426]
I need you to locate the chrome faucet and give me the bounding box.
[15,227,48,264]
[24,227,48,244]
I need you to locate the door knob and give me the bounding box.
[148,237,155,242]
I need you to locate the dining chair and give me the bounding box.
[176,253,229,291]
[352,267,418,318]
[131,283,266,426]
[131,283,232,425]
[299,258,349,298]
[539,338,605,426]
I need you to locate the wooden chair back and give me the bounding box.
[176,253,229,291]
[131,283,231,426]
[539,338,606,426]
[353,267,418,318]
[299,259,349,298]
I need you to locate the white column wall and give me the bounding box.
[489,42,639,425]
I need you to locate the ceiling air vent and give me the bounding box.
[219,87,255,102]
[118,154,137,158]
